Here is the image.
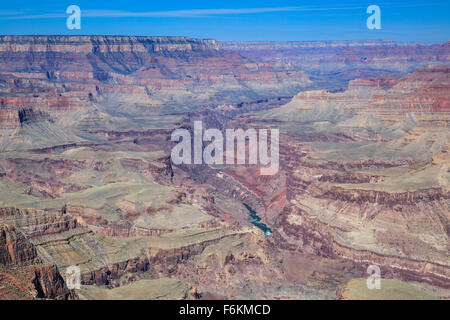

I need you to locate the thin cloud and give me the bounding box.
[1,3,443,20]
[0,11,25,16]
[2,6,367,20]
[84,7,307,17]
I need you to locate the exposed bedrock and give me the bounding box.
[318,186,449,205]
[0,224,39,266]
[0,35,312,122]
[81,256,151,286]
[0,264,74,300]
[271,203,450,288]
[77,232,241,288]
[0,208,75,299]
[31,264,72,300]
[0,108,48,129]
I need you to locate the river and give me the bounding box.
[243,203,272,238]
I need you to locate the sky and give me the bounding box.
[0,1,449,42]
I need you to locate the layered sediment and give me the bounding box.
[0,36,449,299]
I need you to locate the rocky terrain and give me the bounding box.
[0,36,449,300]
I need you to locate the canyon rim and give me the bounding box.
[0,3,449,302]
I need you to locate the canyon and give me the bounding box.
[0,36,448,300]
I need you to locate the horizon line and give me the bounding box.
[0,35,445,45]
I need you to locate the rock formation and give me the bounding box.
[0,36,449,300]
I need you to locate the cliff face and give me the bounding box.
[0,36,222,78]
[31,264,70,299]
[223,40,450,73]
[0,35,311,124]
[0,224,39,266]
[0,109,20,129]
[0,35,221,53]
[223,40,401,49]
[0,208,74,300]
[0,37,447,142]
[0,264,72,300]
[271,66,450,130]
[0,108,48,129]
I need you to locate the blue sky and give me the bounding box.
[0,1,449,42]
